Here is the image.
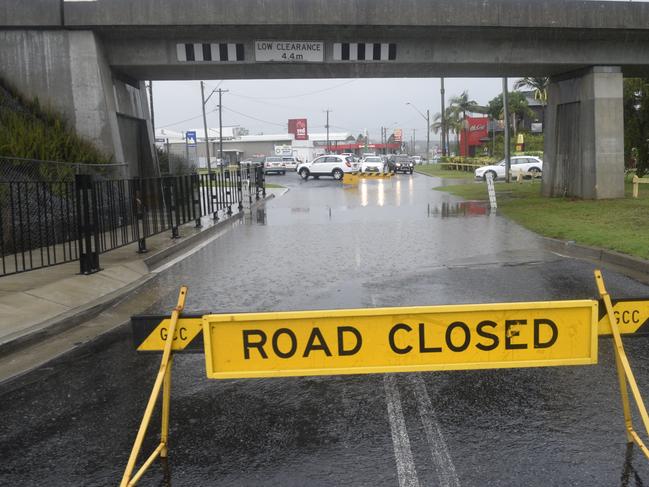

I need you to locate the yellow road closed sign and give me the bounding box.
[202,300,598,379]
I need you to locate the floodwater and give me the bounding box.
[1,172,649,486]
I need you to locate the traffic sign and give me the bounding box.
[131,315,203,352]
[186,131,197,147]
[597,299,649,335]
[202,300,598,379]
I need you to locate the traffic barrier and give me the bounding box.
[121,271,649,484]
[342,171,393,185]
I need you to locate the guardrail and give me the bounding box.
[0,166,265,276]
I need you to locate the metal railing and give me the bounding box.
[0,165,265,277]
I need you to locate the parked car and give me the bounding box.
[474,156,543,180]
[410,155,424,165]
[360,156,387,173]
[388,155,414,174]
[281,156,300,171]
[264,156,287,175]
[297,155,359,180]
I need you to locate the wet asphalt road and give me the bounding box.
[2,172,649,486]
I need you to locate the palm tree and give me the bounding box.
[514,77,549,104]
[449,91,484,156]
[514,77,549,124]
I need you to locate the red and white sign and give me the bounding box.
[459,116,489,156]
[393,128,403,142]
[288,119,308,140]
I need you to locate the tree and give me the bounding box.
[448,91,484,156]
[514,77,549,104]
[514,77,549,124]
[486,91,533,136]
[624,78,649,177]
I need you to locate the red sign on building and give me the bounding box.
[288,118,308,140]
[459,116,489,156]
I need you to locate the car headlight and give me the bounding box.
[396,163,401,166]
[409,163,414,167]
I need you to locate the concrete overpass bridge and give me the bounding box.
[3,0,649,197]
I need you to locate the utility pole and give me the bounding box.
[426,109,430,161]
[148,80,162,177]
[503,77,511,183]
[218,88,229,167]
[325,109,331,153]
[440,77,447,156]
[412,129,416,154]
[200,81,212,174]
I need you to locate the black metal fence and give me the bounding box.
[0,165,265,276]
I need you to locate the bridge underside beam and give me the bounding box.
[542,66,624,200]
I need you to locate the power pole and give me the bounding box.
[503,77,511,183]
[412,129,416,154]
[440,77,447,156]
[200,81,212,174]
[426,109,430,161]
[218,88,229,168]
[325,109,331,153]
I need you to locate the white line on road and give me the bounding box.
[409,374,461,487]
[384,374,421,487]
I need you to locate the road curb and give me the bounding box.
[542,236,649,277]
[0,195,274,358]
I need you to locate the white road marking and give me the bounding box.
[384,374,421,487]
[409,374,461,487]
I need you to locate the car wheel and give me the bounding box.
[409,169,414,174]
[281,171,286,175]
[529,167,541,178]
[299,168,309,180]
[484,170,497,181]
[332,168,343,180]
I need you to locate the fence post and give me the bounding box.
[236,168,243,211]
[134,180,148,253]
[75,174,101,274]
[192,174,202,228]
[210,172,219,221]
[164,177,180,239]
[225,169,233,215]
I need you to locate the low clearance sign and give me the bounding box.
[203,301,597,379]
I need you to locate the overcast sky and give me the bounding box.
[152,78,518,141]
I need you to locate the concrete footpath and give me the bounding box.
[0,189,283,383]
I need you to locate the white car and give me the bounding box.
[474,156,543,180]
[360,156,386,173]
[410,156,424,165]
[297,155,359,181]
[264,156,286,175]
[282,156,300,171]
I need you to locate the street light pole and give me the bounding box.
[325,109,331,153]
[503,77,511,183]
[218,88,229,168]
[405,102,429,158]
[440,77,447,156]
[426,109,430,161]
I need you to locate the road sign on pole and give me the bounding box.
[186,131,197,147]
[202,301,598,379]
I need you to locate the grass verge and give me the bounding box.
[434,177,649,260]
[415,164,477,180]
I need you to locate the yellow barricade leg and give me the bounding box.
[120,286,188,487]
[595,270,649,460]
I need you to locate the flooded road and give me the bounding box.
[2,172,649,486]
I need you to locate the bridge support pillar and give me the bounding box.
[543,66,624,199]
